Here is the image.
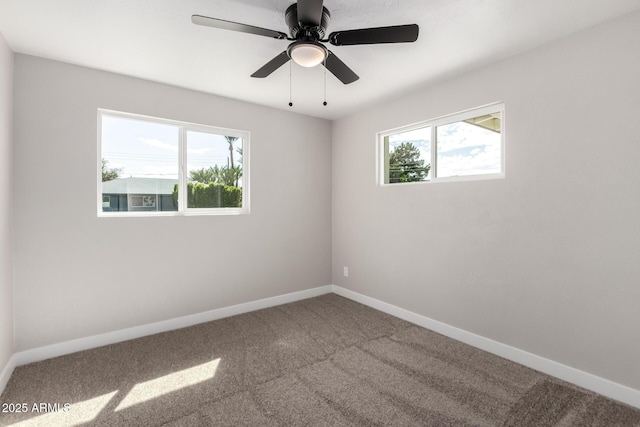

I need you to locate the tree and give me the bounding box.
[189,138,243,188]
[388,142,430,183]
[189,165,242,187]
[213,165,242,187]
[101,159,121,182]
[189,167,216,184]
[236,146,243,166]
[225,136,240,186]
[224,136,238,167]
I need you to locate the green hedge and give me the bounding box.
[172,182,242,209]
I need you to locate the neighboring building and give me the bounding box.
[101,177,178,212]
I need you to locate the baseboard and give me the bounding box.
[0,354,16,396]
[12,285,333,368]
[331,285,640,410]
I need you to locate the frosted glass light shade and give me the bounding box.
[290,44,326,67]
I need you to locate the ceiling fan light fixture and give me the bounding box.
[289,43,327,67]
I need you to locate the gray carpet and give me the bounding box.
[1,294,639,426]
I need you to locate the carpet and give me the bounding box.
[1,294,639,426]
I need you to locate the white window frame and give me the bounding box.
[98,109,250,217]
[377,102,505,186]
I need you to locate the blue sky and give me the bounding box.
[388,120,501,178]
[101,115,241,180]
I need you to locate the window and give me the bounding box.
[98,110,249,216]
[130,195,156,208]
[379,103,504,185]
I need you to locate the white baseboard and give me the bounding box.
[331,285,640,410]
[0,354,16,395]
[12,285,333,369]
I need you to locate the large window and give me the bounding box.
[379,103,504,185]
[98,110,249,216]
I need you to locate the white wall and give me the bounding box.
[0,31,13,379]
[332,10,640,390]
[12,55,332,351]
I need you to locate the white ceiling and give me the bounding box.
[1,0,639,120]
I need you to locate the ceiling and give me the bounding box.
[1,0,639,120]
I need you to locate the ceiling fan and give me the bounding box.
[192,0,419,85]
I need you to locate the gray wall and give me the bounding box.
[12,55,332,351]
[0,31,13,378]
[332,10,640,390]
[0,31,13,377]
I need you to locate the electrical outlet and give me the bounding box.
[343,266,349,277]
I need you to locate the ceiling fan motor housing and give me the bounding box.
[285,3,331,39]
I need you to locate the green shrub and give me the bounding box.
[172,182,241,209]
[172,184,179,208]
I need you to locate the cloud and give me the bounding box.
[187,147,216,155]
[138,137,219,155]
[389,127,430,143]
[436,122,500,154]
[138,137,178,151]
[437,143,501,177]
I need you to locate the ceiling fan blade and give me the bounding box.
[251,51,290,78]
[328,24,419,46]
[192,15,287,39]
[297,0,324,26]
[325,50,359,84]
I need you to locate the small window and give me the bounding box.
[379,103,504,185]
[130,195,156,208]
[98,110,249,216]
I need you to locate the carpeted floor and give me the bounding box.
[1,294,639,426]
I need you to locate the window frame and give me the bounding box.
[377,102,505,186]
[97,109,250,217]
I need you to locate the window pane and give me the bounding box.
[101,115,179,212]
[385,127,431,184]
[186,131,243,209]
[436,112,502,178]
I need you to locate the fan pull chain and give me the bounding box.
[288,61,293,107]
[323,57,327,106]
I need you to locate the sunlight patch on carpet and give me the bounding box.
[115,358,221,411]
